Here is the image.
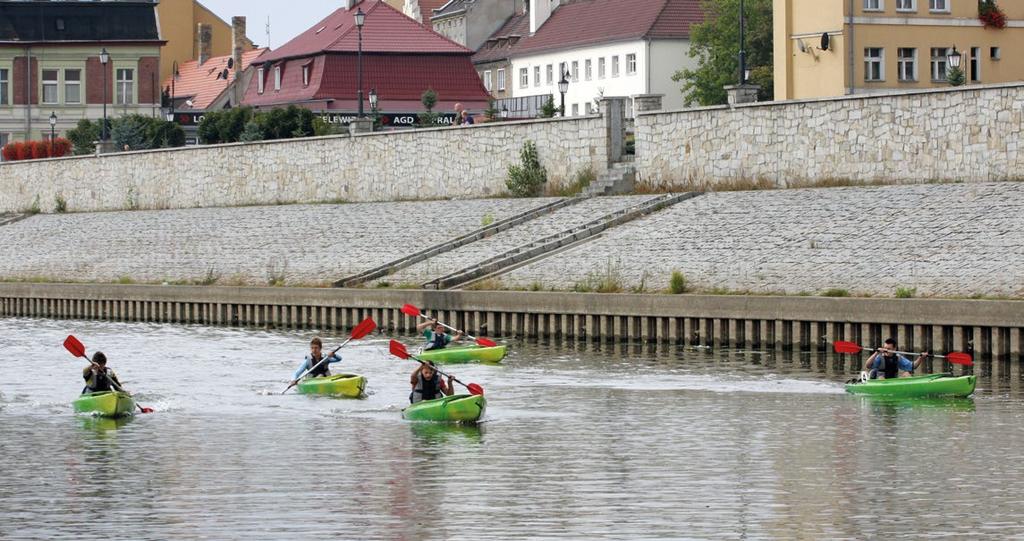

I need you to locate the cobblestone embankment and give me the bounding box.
[0,199,546,286]
[500,183,1024,298]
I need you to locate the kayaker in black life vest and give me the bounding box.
[864,338,927,379]
[82,352,123,393]
[289,337,342,387]
[416,319,463,351]
[409,362,454,404]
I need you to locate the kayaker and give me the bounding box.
[82,352,123,393]
[864,338,927,379]
[416,319,463,351]
[289,337,342,387]
[409,362,454,403]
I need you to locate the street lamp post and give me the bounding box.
[355,7,366,117]
[169,60,179,122]
[558,72,569,116]
[738,0,747,84]
[501,106,509,120]
[368,88,378,113]
[99,48,109,141]
[49,112,57,155]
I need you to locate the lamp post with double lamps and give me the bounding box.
[99,48,109,141]
[558,72,569,116]
[355,7,366,117]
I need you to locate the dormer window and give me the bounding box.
[302,65,310,87]
[274,66,281,91]
[257,67,265,94]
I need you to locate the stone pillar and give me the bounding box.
[349,118,373,135]
[632,94,664,113]
[600,97,627,165]
[94,140,117,155]
[724,84,761,106]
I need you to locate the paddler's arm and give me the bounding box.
[291,357,312,382]
[416,320,434,333]
[863,350,880,371]
[450,331,463,344]
[410,367,420,389]
[913,352,928,370]
[442,376,454,396]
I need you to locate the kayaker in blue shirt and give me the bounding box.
[416,319,463,351]
[409,362,454,403]
[82,352,123,393]
[864,338,927,379]
[289,337,342,387]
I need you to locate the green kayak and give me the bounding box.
[416,345,507,364]
[845,373,976,398]
[402,394,486,423]
[296,374,366,398]
[73,391,136,417]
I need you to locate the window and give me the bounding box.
[971,47,981,82]
[257,67,265,94]
[896,0,915,11]
[519,67,528,88]
[571,61,579,82]
[584,102,592,114]
[863,0,881,11]
[930,47,948,81]
[274,66,281,91]
[546,64,553,85]
[533,66,540,87]
[559,62,567,80]
[929,0,948,12]
[64,69,81,104]
[611,55,620,77]
[626,54,637,75]
[0,68,8,105]
[571,103,578,116]
[897,48,916,81]
[598,57,606,79]
[864,48,883,81]
[585,59,592,81]
[42,69,58,104]
[497,68,506,91]
[302,65,310,87]
[991,47,1001,60]
[115,68,134,104]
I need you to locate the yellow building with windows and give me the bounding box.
[774,0,1024,100]
[157,0,254,82]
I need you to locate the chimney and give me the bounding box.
[342,0,360,9]
[197,23,213,65]
[231,16,246,76]
[529,0,556,33]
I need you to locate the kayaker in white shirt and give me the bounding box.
[864,338,927,379]
[416,319,463,351]
[289,337,342,387]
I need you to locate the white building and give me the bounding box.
[493,0,704,116]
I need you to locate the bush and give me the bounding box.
[539,96,557,118]
[421,88,438,112]
[506,140,547,197]
[895,287,917,299]
[66,119,104,155]
[1,138,73,161]
[111,114,154,150]
[670,270,687,294]
[821,288,850,297]
[1,142,16,161]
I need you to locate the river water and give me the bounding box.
[2,316,1023,540]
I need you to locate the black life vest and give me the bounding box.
[307,354,331,378]
[411,372,442,403]
[84,368,113,392]
[879,354,900,379]
[425,331,448,351]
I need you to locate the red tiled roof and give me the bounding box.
[501,0,703,58]
[259,0,470,63]
[420,0,450,21]
[163,48,268,110]
[471,11,530,64]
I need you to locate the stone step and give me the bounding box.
[583,164,636,197]
[333,197,587,287]
[424,192,701,290]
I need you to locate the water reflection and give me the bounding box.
[408,421,485,446]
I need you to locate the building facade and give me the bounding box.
[774,0,1024,100]
[431,0,523,52]
[0,1,164,147]
[476,0,703,117]
[156,0,255,82]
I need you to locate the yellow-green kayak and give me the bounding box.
[416,345,507,364]
[402,394,486,423]
[296,374,366,398]
[73,391,136,417]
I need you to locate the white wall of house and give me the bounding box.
[649,39,695,111]
[510,40,648,117]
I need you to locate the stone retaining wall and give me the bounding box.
[635,83,1024,188]
[0,116,608,213]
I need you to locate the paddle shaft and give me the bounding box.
[866,347,947,359]
[414,312,475,341]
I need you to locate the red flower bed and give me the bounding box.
[1,138,73,161]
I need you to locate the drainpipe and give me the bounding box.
[847,0,855,95]
[24,46,32,141]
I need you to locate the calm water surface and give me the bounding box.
[2,317,1024,540]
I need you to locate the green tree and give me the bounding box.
[421,88,438,112]
[672,0,773,106]
[947,66,966,86]
[539,96,557,118]
[111,114,153,150]
[66,119,103,155]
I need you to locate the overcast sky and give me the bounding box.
[199,0,341,49]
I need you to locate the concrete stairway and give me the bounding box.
[334,197,586,287]
[582,163,636,196]
[425,192,701,290]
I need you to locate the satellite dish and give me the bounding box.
[820,33,830,51]
[227,58,235,69]
[222,68,230,79]
[798,40,807,53]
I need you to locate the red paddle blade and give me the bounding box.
[139,407,154,414]
[350,318,377,340]
[475,337,498,348]
[401,303,422,317]
[946,352,974,366]
[467,383,484,396]
[389,339,411,360]
[832,341,864,355]
[63,335,86,358]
